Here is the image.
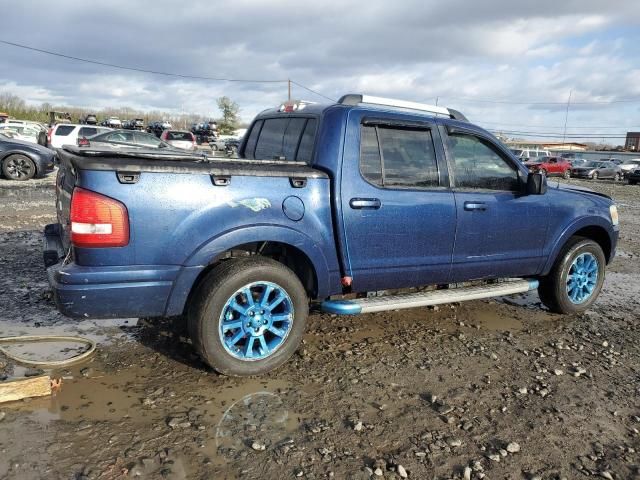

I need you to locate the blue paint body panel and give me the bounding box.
[45,101,618,320]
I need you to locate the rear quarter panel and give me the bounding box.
[73,169,341,298]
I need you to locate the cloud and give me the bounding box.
[0,0,639,140]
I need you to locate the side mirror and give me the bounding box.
[526,172,547,195]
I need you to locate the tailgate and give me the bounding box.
[55,156,76,252]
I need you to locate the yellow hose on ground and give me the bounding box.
[0,335,96,367]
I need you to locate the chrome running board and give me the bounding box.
[320,279,539,315]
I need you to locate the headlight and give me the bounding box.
[610,205,619,226]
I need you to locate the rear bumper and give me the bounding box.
[43,223,189,319]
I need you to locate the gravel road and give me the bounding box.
[0,173,639,480]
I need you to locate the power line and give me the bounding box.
[0,39,288,83]
[289,80,335,102]
[488,129,628,139]
[440,94,640,105]
[0,39,336,103]
[478,119,640,129]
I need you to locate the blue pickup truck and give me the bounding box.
[44,94,619,376]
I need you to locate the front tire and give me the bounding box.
[538,237,605,314]
[188,257,309,376]
[592,171,599,180]
[2,154,36,180]
[563,169,570,179]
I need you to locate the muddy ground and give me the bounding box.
[0,173,639,480]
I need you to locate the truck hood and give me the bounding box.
[553,182,611,201]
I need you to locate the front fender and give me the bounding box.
[164,224,338,316]
[541,215,617,275]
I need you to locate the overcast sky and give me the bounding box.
[1,0,639,142]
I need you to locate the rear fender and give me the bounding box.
[164,225,336,315]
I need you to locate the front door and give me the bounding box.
[443,128,550,281]
[339,111,456,292]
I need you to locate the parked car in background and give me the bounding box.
[191,122,218,145]
[224,137,242,156]
[160,130,197,151]
[81,114,98,125]
[619,158,640,178]
[88,129,175,149]
[147,121,172,137]
[0,132,55,180]
[602,158,623,166]
[48,124,112,149]
[627,168,640,185]
[0,123,43,145]
[568,157,588,167]
[524,156,572,178]
[571,161,622,180]
[123,118,145,131]
[103,117,122,129]
[511,148,551,162]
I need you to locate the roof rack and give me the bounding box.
[338,94,468,122]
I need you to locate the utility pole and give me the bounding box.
[435,96,439,106]
[288,79,291,101]
[562,89,572,145]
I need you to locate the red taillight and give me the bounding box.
[47,127,52,143]
[191,132,196,143]
[77,137,90,147]
[70,188,129,248]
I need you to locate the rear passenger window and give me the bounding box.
[448,134,520,191]
[79,127,98,137]
[246,117,318,162]
[359,125,440,188]
[296,119,317,163]
[54,125,74,136]
[244,120,263,158]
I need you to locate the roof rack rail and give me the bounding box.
[338,94,468,122]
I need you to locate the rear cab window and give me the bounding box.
[243,117,318,163]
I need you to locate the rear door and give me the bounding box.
[339,111,456,292]
[443,126,549,280]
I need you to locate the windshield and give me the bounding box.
[622,159,640,165]
[510,149,523,156]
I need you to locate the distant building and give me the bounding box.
[625,132,640,151]
[505,140,587,151]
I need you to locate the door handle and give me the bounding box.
[464,201,487,211]
[350,198,381,209]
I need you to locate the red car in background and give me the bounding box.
[524,156,572,179]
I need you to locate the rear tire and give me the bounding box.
[188,257,308,376]
[563,169,570,179]
[629,180,637,185]
[538,237,605,314]
[592,171,599,180]
[2,154,36,180]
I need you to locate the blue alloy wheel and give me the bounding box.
[566,252,598,304]
[218,281,294,361]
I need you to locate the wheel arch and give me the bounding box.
[165,226,338,316]
[541,218,615,276]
